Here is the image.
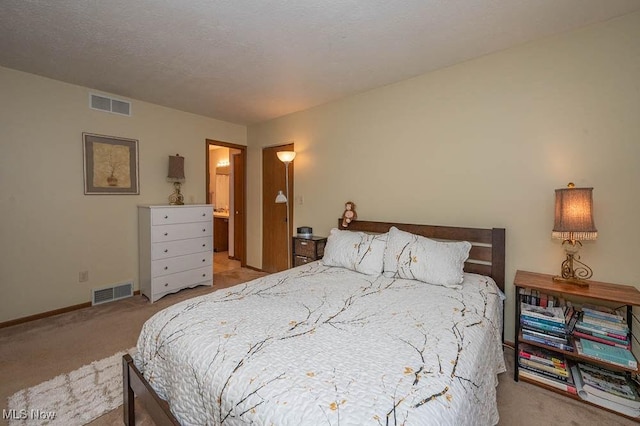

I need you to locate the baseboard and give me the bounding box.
[0,290,141,329]
[244,264,265,272]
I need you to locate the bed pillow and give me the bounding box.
[383,226,471,287]
[321,228,387,276]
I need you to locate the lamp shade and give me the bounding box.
[275,190,287,203]
[276,151,296,163]
[552,185,597,241]
[167,154,185,182]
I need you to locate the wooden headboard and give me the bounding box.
[341,219,506,292]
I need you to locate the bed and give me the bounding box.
[123,219,506,425]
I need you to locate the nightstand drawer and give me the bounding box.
[294,239,314,258]
[294,255,314,267]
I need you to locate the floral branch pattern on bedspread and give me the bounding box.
[136,262,505,426]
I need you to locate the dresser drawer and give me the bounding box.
[151,236,212,260]
[151,221,213,243]
[151,252,212,277]
[152,266,212,295]
[151,206,211,225]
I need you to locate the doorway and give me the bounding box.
[206,140,247,269]
[262,143,294,273]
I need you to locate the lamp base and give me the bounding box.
[552,275,590,287]
[168,182,184,205]
[555,241,593,287]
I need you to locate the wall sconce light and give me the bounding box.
[275,151,296,268]
[552,182,597,286]
[167,154,185,205]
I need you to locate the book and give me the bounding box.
[575,321,628,341]
[581,315,629,332]
[577,363,640,408]
[580,339,638,369]
[571,365,640,417]
[521,314,568,330]
[519,362,569,382]
[521,302,566,325]
[519,357,569,378]
[522,328,568,345]
[581,304,625,323]
[522,332,574,352]
[566,309,579,334]
[521,317,566,335]
[539,292,548,308]
[521,323,567,339]
[572,330,630,350]
[519,343,567,368]
[520,368,577,394]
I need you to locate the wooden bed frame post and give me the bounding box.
[122,353,181,425]
[491,228,506,291]
[123,354,136,426]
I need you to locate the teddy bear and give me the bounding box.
[341,201,357,228]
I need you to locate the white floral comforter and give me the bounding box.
[136,263,506,425]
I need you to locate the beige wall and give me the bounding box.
[0,67,246,322]
[247,11,640,341]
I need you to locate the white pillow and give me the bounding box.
[383,226,471,287]
[322,228,387,276]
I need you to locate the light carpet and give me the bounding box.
[7,348,134,426]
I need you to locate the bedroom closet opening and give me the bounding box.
[206,140,246,272]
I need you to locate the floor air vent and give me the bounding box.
[92,281,133,305]
[90,93,132,116]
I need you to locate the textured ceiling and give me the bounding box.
[1,1,639,125]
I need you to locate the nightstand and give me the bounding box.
[292,236,327,267]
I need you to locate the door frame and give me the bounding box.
[205,139,247,266]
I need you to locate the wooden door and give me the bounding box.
[232,152,245,265]
[262,143,294,272]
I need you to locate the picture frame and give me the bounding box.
[83,133,139,195]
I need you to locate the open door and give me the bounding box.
[262,143,294,272]
[206,139,246,266]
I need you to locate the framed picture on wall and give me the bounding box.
[83,133,139,194]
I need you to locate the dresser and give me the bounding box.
[138,205,213,303]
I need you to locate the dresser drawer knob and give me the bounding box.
[202,244,206,247]
[164,266,168,270]
[164,232,168,236]
[202,273,206,277]
[164,249,168,253]
[202,213,206,216]
[164,215,168,219]
[202,229,206,232]
[164,283,169,287]
[202,259,206,262]
[300,241,308,246]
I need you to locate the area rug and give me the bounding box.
[6,348,134,426]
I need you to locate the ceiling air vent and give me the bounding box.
[89,93,132,116]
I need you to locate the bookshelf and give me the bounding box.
[514,270,640,421]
